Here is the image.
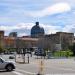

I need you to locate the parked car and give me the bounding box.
[0,57,16,71]
[9,56,15,59]
[34,48,46,56]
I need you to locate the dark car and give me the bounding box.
[34,49,46,56]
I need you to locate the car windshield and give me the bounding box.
[0,57,5,62]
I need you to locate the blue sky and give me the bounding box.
[0,0,75,36]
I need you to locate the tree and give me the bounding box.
[69,43,75,56]
[0,45,4,54]
[37,37,55,52]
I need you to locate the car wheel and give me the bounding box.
[6,65,13,71]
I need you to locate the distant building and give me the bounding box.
[31,22,45,38]
[0,31,4,48]
[45,32,74,50]
[9,32,17,37]
[4,36,38,49]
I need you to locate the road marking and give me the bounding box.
[46,65,75,72]
[16,69,36,75]
[12,69,75,75]
[46,73,75,75]
[58,67,75,72]
[12,71,24,75]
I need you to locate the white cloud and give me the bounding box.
[1,22,75,36]
[0,26,15,31]
[62,24,75,33]
[0,23,34,31]
[17,23,34,30]
[18,33,28,36]
[0,23,35,36]
[40,24,61,34]
[0,22,62,36]
[29,3,71,17]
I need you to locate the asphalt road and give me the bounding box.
[1,54,75,75]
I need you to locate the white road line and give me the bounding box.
[46,73,75,75]
[57,66,75,72]
[12,71,24,75]
[14,66,75,75]
[45,64,75,72]
[13,69,75,75]
[16,69,36,75]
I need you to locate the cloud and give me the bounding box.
[62,24,75,33]
[29,3,71,17]
[0,26,15,31]
[40,24,61,34]
[0,23,34,36]
[0,23,34,32]
[1,22,75,36]
[0,22,62,36]
[17,23,34,30]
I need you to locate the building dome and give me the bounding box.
[31,22,45,38]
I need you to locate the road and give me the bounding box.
[1,54,75,75]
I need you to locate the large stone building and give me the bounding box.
[0,31,4,48]
[4,36,38,49]
[45,32,74,50]
[9,32,17,37]
[0,22,74,51]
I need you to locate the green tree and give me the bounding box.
[69,43,75,56]
[0,45,4,54]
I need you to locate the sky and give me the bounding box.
[0,0,75,36]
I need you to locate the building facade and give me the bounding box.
[45,32,74,50]
[0,31,4,48]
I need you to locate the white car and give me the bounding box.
[0,57,16,71]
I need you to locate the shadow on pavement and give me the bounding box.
[0,70,14,73]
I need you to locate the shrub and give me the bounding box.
[54,50,73,57]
